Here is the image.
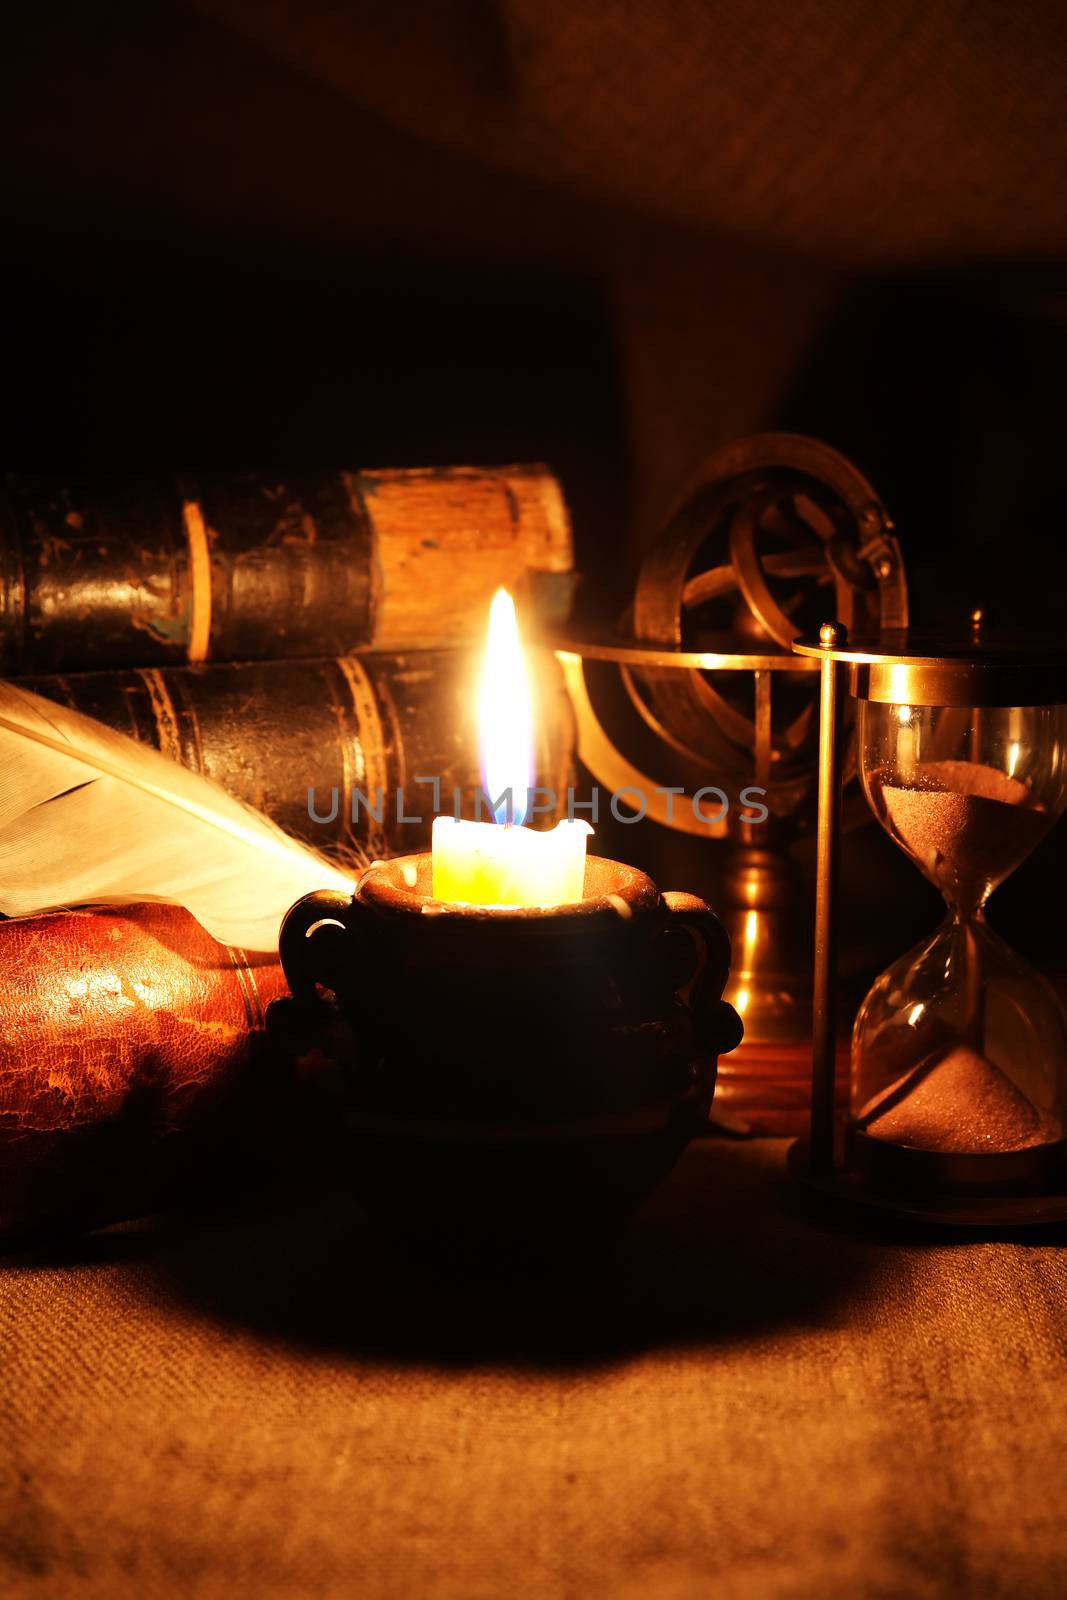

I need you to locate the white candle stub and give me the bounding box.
[431,816,591,907]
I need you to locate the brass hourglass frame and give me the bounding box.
[792,624,1067,1226]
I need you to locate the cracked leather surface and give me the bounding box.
[0,904,287,1241]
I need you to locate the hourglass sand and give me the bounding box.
[792,626,1067,1223]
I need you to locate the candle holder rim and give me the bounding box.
[354,851,661,921]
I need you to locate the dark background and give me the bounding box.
[3,0,1067,958]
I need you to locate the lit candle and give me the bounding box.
[431,589,591,905]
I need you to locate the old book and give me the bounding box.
[0,904,290,1243]
[0,465,576,672]
[20,650,577,857]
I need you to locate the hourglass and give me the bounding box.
[792,624,1067,1223]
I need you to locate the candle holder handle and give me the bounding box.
[278,888,359,1008]
[659,892,744,1058]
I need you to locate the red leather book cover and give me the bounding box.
[0,903,289,1244]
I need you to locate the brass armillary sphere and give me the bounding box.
[553,434,908,1130]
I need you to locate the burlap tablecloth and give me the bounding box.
[2,1139,1065,1599]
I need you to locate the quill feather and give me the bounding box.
[0,681,357,950]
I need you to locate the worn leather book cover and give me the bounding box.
[0,903,292,1244]
[20,648,576,858]
[0,464,575,672]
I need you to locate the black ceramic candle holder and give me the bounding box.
[270,853,742,1265]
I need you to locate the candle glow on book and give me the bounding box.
[431,589,590,905]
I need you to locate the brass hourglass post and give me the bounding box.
[811,621,848,1172]
[963,607,986,1052]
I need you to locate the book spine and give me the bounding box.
[0,465,576,672]
[19,650,577,857]
[0,904,289,1242]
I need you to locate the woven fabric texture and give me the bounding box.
[190,0,1067,267]
[2,1140,1065,1599]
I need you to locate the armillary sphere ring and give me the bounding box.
[550,634,819,839]
[626,433,907,784]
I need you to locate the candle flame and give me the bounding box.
[479,588,533,825]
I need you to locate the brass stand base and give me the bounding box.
[714,1041,849,1136]
[787,1138,1067,1228]
[712,849,824,1134]
[715,1044,823,1136]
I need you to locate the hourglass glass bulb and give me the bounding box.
[790,621,1067,1216]
[871,757,1052,913]
[851,695,1067,1174]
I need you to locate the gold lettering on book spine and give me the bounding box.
[135,667,185,766]
[181,500,213,663]
[333,656,391,855]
